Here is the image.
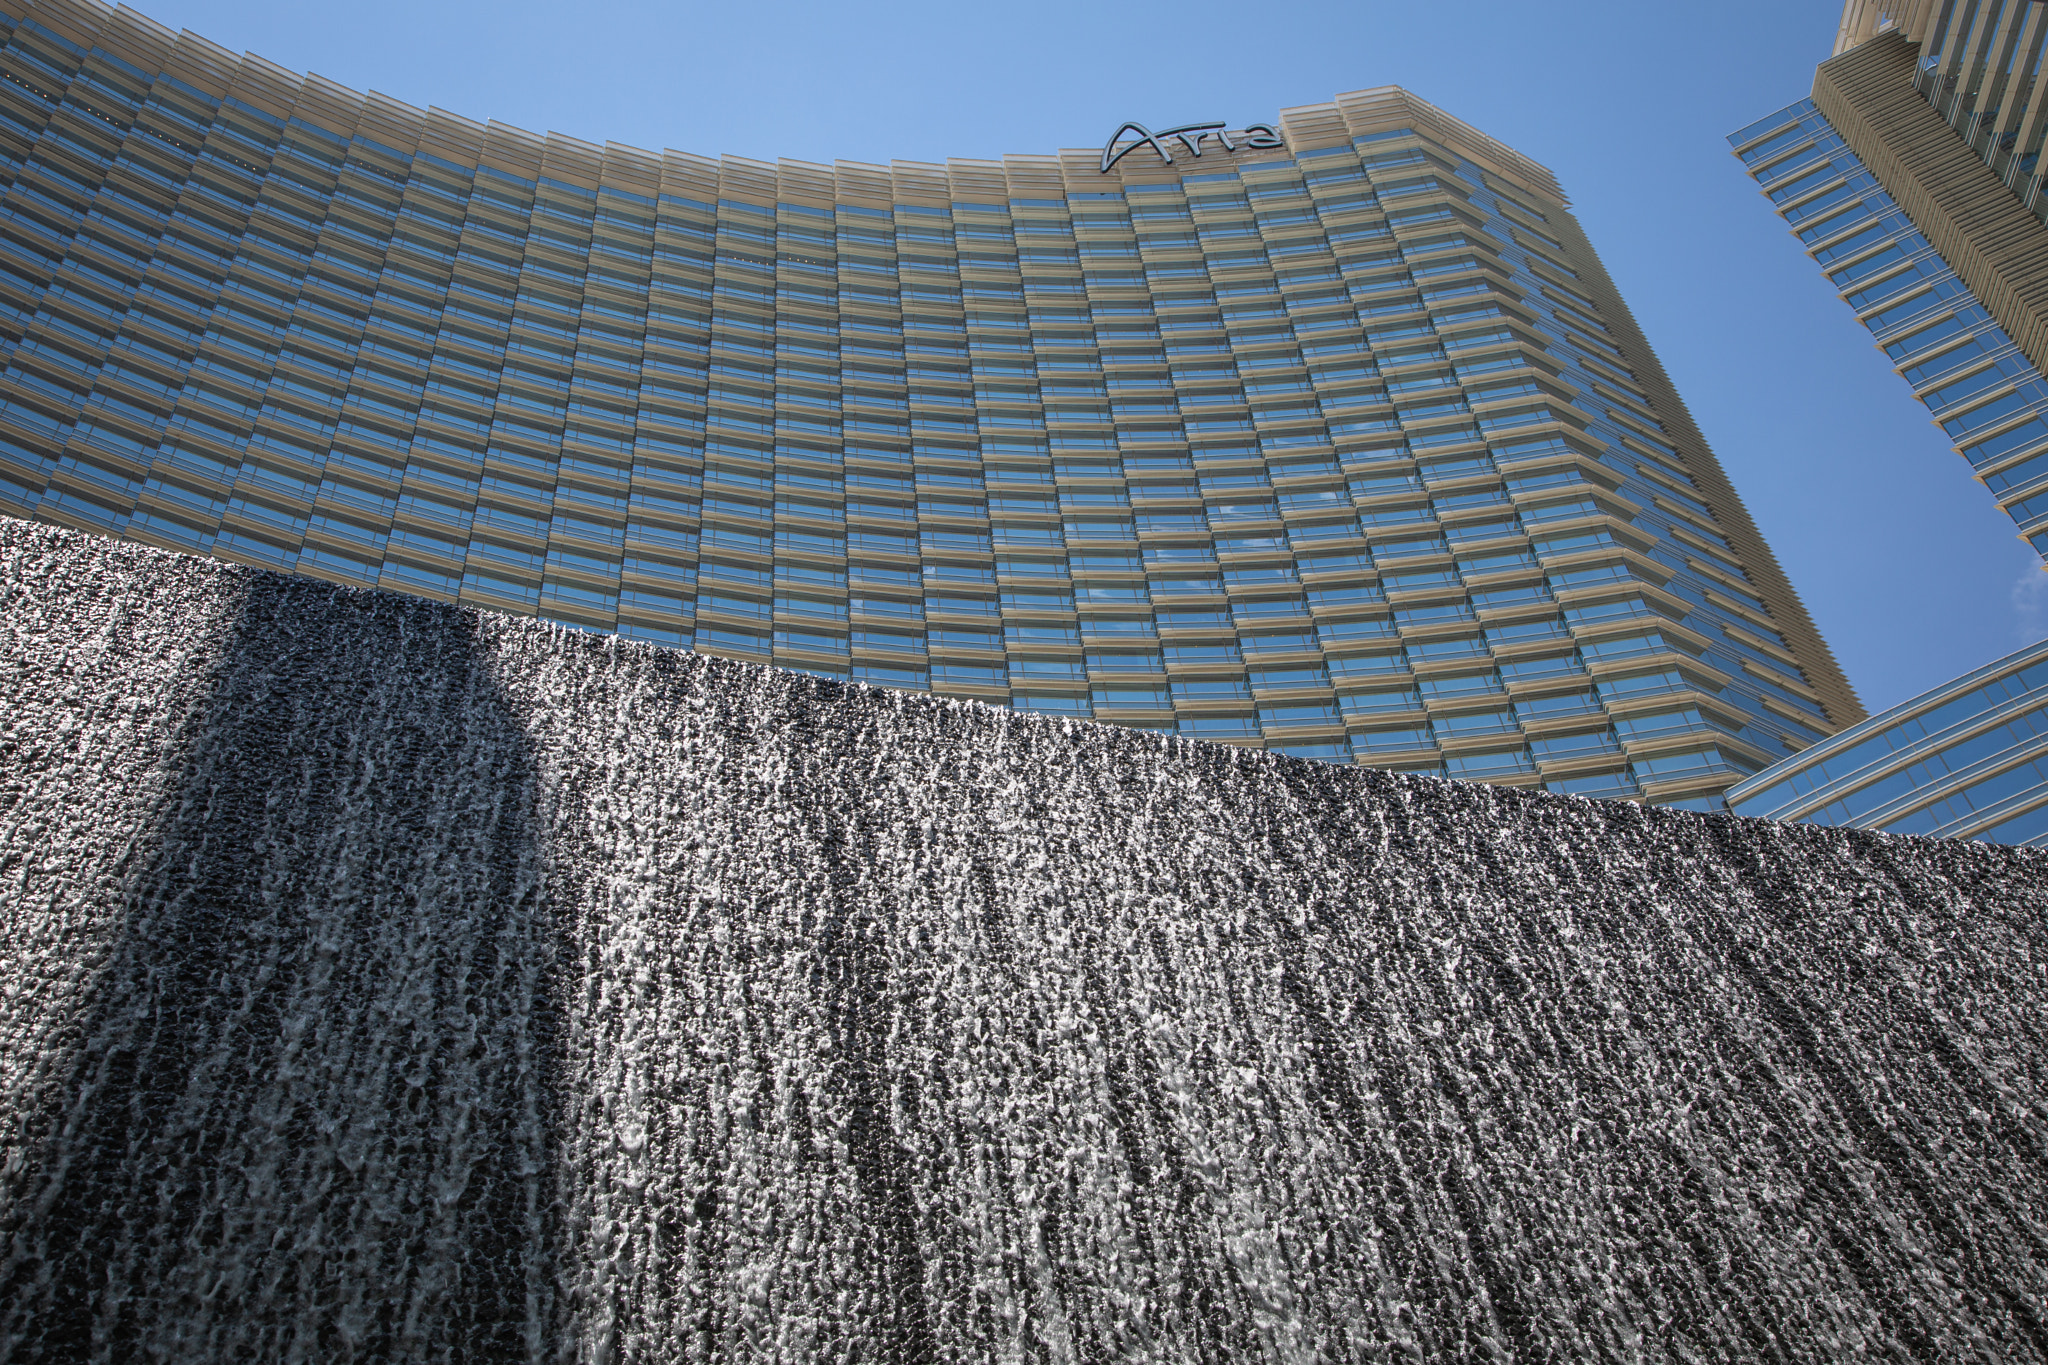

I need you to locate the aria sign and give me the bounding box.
[1099,120,1285,174]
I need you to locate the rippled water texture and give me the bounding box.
[3,518,2047,1363]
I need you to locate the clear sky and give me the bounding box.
[128,0,2047,716]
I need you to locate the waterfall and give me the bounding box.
[3,517,2046,1363]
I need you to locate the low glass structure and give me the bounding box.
[1726,636,2048,846]
[0,0,1861,804]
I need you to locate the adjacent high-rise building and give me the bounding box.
[1734,4,2048,566]
[0,0,1859,807]
[1727,2,2048,844]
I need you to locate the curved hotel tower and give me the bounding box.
[0,0,1859,806]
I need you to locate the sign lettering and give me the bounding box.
[1099,120,1286,174]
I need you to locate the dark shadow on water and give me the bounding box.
[797,696,942,1362]
[0,571,565,1362]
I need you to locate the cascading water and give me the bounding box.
[2,517,2046,1363]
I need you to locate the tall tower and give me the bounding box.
[0,0,1858,806]
[1735,2,2048,566]
[1723,1,2048,846]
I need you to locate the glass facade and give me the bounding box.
[1731,99,2048,563]
[1726,636,2048,845]
[0,0,1857,804]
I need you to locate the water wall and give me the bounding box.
[2,516,2046,1364]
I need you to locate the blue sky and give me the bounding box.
[136,0,2046,715]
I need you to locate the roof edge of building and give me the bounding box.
[2,0,1570,207]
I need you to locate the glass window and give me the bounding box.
[1092,686,1170,709]
[1445,748,1535,778]
[1179,715,1260,739]
[1355,726,1435,751]
[1434,709,1517,738]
